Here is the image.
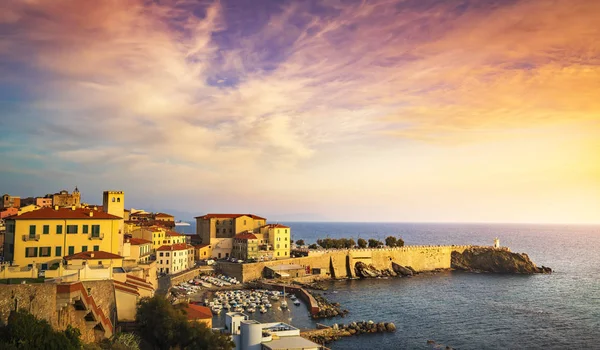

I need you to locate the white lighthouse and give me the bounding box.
[494,237,500,248]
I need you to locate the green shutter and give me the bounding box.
[82,225,89,234]
[82,246,88,252]
[68,246,74,255]
[56,225,63,234]
[93,245,99,251]
[43,225,50,234]
[29,225,36,236]
[55,246,62,257]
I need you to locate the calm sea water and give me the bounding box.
[185,222,600,349]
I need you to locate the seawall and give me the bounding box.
[218,245,473,283]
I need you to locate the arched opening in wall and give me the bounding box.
[329,257,336,279]
[346,255,353,277]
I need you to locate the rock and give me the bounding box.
[427,340,436,345]
[354,262,383,278]
[385,322,396,332]
[392,262,414,276]
[332,323,339,330]
[451,247,552,274]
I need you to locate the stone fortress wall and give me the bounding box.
[219,245,474,282]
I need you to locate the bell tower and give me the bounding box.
[103,190,125,255]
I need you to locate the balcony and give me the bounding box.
[88,233,104,240]
[22,234,40,242]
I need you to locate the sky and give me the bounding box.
[0,0,599,223]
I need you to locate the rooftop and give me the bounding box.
[7,207,122,220]
[129,238,152,245]
[195,213,267,220]
[64,251,124,260]
[261,336,321,350]
[234,232,258,240]
[261,224,290,229]
[156,243,192,251]
[185,304,212,320]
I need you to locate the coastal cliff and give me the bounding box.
[451,247,552,274]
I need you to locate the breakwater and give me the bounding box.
[218,245,473,282]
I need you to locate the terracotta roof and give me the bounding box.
[156,243,191,251]
[194,244,210,249]
[234,233,258,240]
[129,238,152,245]
[185,304,212,320]
[64,251,124,260]
[125,275,154,290]
[113,280,140,296]
[8,207,121,220]
[261,224,290,229]
[195,213,266,220]
[166,231,184,237]
[155,213,173,217]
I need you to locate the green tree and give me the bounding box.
[368,239,382,248]
[385,236,398,247]
[357,238,367,248]
[308,243,318,249]
[296,239,305,246]
[346,239,356,248]
[397,237,405,247]
[0,309,81,350]
[136,296,234,350]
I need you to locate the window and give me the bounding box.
[29,225,36,237]
[117,198,120,203]
[285,244,288,248]
[25,247,38,257]
[244,220,247,225]
[56,225,63,234]
[82,225,89,234]
[216,220,220,224]
[41,263,48,271]
[166,253,170,257]
[93,245,99,251]
[66,225,78,234]
[285,237,288,241]
[55,246,62,256]
[68,246,75,255]
[82,246,88,252]
[43,225,50,234]
[91,225,100,237]
[40,247,51,257]
[285,229,288,233]
[112,197,115,202]
[277,252,280,256]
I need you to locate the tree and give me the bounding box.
[368,239,382,248]
[347,239,356,248]
[357,238,367,248]
[0,309,82,350]
[296,239,305,246]
[385,236,398,247]
[397,237,405,247]
[136,296,234,350]
[308,243,318,249]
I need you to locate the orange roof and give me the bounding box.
[156,243,191,251]
[261,224,290,229]
[129,238,152,245]
[155,213,173,217]
[113,280,140,296]
[185,304,212,320]
[194,244,210,249]
[125,275,154,290]
[234,233,258,240]
[64,251,123,260]
[8,207,121,220]
[195,213,266,220]
[166,231,184,237]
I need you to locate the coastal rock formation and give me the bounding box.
[311,293,349,319]
[303,320,396,344]
[354,262,395,278]
[392,262,414,276]
[451,247,552,274]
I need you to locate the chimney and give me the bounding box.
[54,205,59,210]
[71,205,76,211]
[89,211,93,217]
[90,253,94,258]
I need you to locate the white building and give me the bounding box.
[225,312,321,350]
[156,243,194,275]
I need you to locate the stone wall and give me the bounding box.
[234,245,473,282]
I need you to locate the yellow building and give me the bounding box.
[3,195,124,270]
[231,232,259,261]
[193,244,213,261]
[17,204,41,215]
[165,231,186,245]
[130,226,166,251]
[260,224,291,259]
[156,243,194,275]
[195,214,266,259]
[123,238,153,264]
[64,250,124,268]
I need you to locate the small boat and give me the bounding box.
[260,306,267,313]
[280,286,288,309]
[293,300,301,306]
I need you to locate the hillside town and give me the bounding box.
[0,188,321,349]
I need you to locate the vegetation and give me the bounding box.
[136,296,234,350]
[296,239,305,246]
[385,236,405,247]
[368,239,383,248]
[316,238,356,249]
[0,309,82,350]
[308,243,319,249]
[357,238,367,248]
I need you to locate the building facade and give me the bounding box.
[52,187,81,208]
[231,233,259,261]
[260,224,291,259]
[195,214,267,259]
[1,194,20,209]
[156,243,194,275]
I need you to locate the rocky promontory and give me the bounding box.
[302,320,396,344]
[451,247,552,274]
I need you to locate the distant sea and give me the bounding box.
[181,222,600,349]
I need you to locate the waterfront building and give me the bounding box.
[231,232,259,261]
[225,312,320,350]
[260,224,291,259]
[195,214,267,256]
[3,191,124,270]
[193,244,212,261]
[264,264,307,279]
[155,212,175,223]
[156,243,194,275]
[184,304,213,328]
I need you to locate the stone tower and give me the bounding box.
[103,191,125,255]
[494,237,500,248]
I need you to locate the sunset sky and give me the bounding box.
[0,0,598,223]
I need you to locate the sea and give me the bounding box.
[177,222,600,349]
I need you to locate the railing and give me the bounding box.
[22,234,40,241]
[88,233,104,240]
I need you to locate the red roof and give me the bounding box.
[185,304,212,320]
[64,251,123,260]
[261,224,290,229]
[113,280,140,296]
[166,231,184,237]
[156,243,192,251]
[194,244,210,249]
[129,238,152,245]
[195,213,266,220]
[234,233,258,240]
[155,213,173,217]
[8,207,121,220]
[125,275,154,290]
